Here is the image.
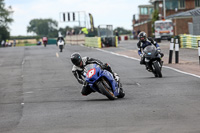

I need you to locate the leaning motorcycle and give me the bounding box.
[143,45,163,77]
[83,64,125,100]
[57,40,65,52]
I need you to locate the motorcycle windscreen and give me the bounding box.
[143,45,157,55]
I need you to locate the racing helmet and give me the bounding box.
[71,53,82,66]
[138,31,147,42]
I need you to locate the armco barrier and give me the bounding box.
[180,34,200,49]
[85,37,101,48]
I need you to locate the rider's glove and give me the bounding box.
[156,47,161,53]
[140,54,143,58]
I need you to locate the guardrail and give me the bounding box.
[180,34,200,49]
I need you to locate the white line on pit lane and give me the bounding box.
[96,48,200,79]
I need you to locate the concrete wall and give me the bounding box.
[65,34,85,45]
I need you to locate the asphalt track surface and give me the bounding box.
[0,44,200,133]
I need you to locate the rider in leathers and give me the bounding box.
[137,31,164,70]
[71,53,119,96]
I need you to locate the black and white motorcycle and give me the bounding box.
[143,45,163,77]
[57,39,65,52]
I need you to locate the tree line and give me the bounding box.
[1,0,132,40]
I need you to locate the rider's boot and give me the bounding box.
[145,64,152,72]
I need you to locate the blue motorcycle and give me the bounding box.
[83,64,125,100]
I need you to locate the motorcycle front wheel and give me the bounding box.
[97,80,116,100]
[153,61,162,78]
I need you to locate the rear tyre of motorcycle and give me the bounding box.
[153,61,162,78]
[117,88,125,98]
[59,45,63,52]
[97,81,116,100]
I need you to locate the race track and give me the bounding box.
[0,44,200,133]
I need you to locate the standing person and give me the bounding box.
[132,30,135,39]
[2,40,5,47]
[6,40,9,47]
[1,40,5,47]
[13,39,16,47]
[137,30,141,39]
[71,29,75,35]
[115,30,120,44]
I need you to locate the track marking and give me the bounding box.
[96,48,200,79]
[56,53,59,58]
[24,91,33,94]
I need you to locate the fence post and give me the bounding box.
[168,38,174,64]
[175,38,179,63]
[198,40,200,65]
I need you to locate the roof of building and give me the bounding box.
[149,0,162,3]
[138,4,154,8]
[166,11,191,19]
[189,8,200,16]
[166,8,200,19]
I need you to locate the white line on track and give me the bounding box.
[56,52,59,58]
[96,48,200,79]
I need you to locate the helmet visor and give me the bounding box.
[140,37,145,41]
[74,60,82,67]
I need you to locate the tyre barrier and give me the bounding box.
[180,34,200,49]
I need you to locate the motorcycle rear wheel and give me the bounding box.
[59,45,63,52]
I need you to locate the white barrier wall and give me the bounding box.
[65,34,85,45]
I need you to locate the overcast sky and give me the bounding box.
[5,0,150,36]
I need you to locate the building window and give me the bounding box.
[166,0,178,10]
[195,0,200,7]
[140,7,148,15]
[149,8,154,14]
[179,0,185,9]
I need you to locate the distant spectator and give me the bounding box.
[1,40,5,47]
[8,41,11,47]
[37,41,41,45]
[81,27,88,36]
[71,29,75,35]
[6,40,9,47]
[66,30,69,35]
[137,30,141,36]
[13,39,16,47]
[132,30,136,39]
